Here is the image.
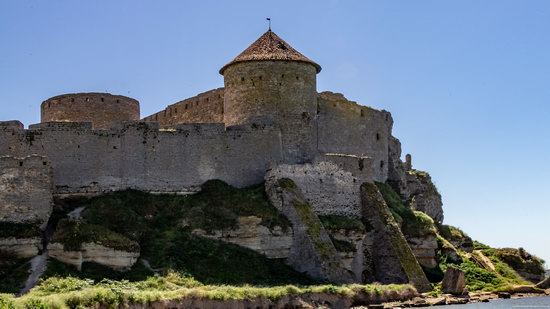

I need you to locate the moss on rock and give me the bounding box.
[360,183,431,292]
[375,182,436,238]
[319,215,365,233]
[51,219,139,252]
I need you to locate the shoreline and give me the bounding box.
[369,288,550,308]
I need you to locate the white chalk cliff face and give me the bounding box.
[192,215,293,259]
[48,242,139,271]
[0,237,42,259]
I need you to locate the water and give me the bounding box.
[432,296,550,308]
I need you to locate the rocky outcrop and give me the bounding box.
[323,225,368,282]
[406,234,438,268]
[48,219,140,271]
[360,182,431,292]
[48,242,139,271]
[494,248,546,283]
[405,170,443,223]
[438,225,474,252]
[192,216,293,259]
[536,276,550,289]
[265,178,353,283]
[0,237,42,259]
[441,266,466,295]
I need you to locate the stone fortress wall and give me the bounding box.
[0,155,53,227]
[0,88,394,196]
[265,154,374,218]
[142,88,224,126]
[1,30,401,205]
[41,93,140,129]
[317,92,393,181]
[0,121,282,195]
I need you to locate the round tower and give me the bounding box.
[41,93,140,129]
[220,30,321,164]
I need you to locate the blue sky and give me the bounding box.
[1,1,549,265]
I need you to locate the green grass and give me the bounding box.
[42,259,154,283]
[0,275,416,309]
[319,215,365,233]
[51,219,139,252]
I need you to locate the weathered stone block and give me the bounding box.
[441,266,466,295]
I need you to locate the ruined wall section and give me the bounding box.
[0,122,283,195]
[317,92,393,182]
[41,93,140,129]
[265,154,373,218]
[142,88,224,127]
[0,155,53,228]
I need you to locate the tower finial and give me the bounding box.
[266,17,271,31]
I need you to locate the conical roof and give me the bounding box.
[219,30,321,74]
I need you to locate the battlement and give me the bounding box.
[41,93,140,130]
[318,91,393,123]
[29,121,93,131]
[143,88,224,127]
[0,154,50,169]
[0,121,24,130]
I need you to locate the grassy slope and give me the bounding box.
[376,182,539,292]
[45,180,309,287]
[0,275,416,309]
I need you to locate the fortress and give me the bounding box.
[1,31,399,197]
[0,30,446,289]
[1,30,548,304]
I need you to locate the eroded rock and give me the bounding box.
[192,215,293,259]
[360,182,431,292]
[265,178,352,283]
[441,266,466,295]
[48,242,139,271]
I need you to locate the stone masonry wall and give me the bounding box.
[41,93,140,130]
[0,155,53,228]
[0,122,282,195]
[317,92,393,182]
[223,61,318,163]
[265,154,373,218]
[142,88,224,127]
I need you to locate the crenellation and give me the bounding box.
[143,88,224,127]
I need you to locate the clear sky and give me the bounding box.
[1,1,549,265]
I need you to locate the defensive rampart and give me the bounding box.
[317,92,393,182]
[0,122,282,195]
[142,88,224,127]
